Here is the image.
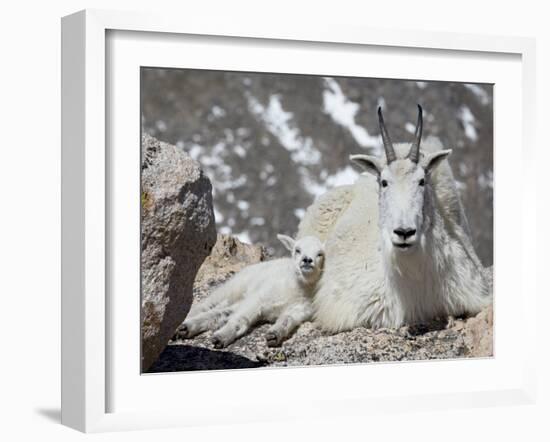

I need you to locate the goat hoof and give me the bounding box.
[446,315,456,329]
[265,332,281,347]
[177,324,189,339]
[211,335,225,349]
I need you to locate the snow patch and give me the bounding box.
[187,144,203,160]
[304,178,329,198]
[325,166,359,188]
[405,122,416,134]
[155,120,167,132]
[234,144,247,158]
[217,175,247,191]
[214,208,224,223]
[247,93,320,166]
[248,93,325,196]
[454,180,467,191]
[236,127,250,137]
[459,163,469,176]
[294,208,306,220]
[237,200,250,211]
[250,217,266,226]
[322,78,381,149]
[211,105,226,118]
[458,105,478,142]
[478,171,493,189]
[219,226,231,235]
[234,231,252,244]
[181,141,247,192]
[303,166,359,198]
[464,84,490,106]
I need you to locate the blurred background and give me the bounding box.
[141,68,493,266]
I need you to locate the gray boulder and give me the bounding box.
[141,134,217,371]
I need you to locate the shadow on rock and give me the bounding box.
[406,317,451,336]
[147,345,265,372]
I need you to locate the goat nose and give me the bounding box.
[302,257,313,264]
[393,228,416,240]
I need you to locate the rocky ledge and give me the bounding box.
[148,236,493,372]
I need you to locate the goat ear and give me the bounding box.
[350,154,382,177]
[424,149,452,174]
[277,234,295,252]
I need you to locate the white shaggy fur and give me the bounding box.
[298,137,491,333]
[180,235,325,348]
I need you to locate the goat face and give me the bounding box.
[350,105,451,253]
[277,234,325,283]
[378,158,427,250]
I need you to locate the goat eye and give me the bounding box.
[317,252,324,258]
[295,248,301,254]
[419,178,425,186]
[381,179,388,188]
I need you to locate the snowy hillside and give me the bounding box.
[141,69,493,265]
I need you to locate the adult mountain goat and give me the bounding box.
[298,105,491,332]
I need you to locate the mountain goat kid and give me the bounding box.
[298,105,492,332]
[178,235,325,348]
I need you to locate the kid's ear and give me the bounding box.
[277,234,295,252]
[423,149,452,174]
[350,154,383,177]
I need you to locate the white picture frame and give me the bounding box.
[61,9,537,433]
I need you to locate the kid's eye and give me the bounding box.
[317,252,324,257]
[295,248,301,254]
[381,179,388,188]
[419,178,425,186]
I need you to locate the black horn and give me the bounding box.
[378,107,396,163]
[408,104,423,163]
